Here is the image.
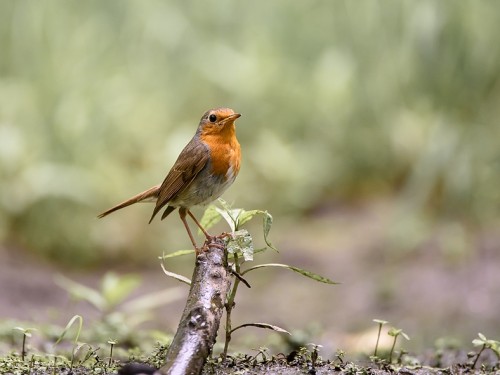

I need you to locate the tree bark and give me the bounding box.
[118,240,231,375]
[159,239,231,375]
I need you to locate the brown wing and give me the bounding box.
[148,138,209,223]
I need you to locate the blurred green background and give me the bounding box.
[1,0,499,264]
[1,0,500,351]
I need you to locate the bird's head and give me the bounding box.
[198,107,241,136]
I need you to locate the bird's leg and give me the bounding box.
[179,208,201,253]
[187,209,225,250]
[187,209,211,238]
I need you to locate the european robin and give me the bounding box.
[98,107,242,253]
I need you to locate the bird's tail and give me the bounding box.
[97,185,160,218]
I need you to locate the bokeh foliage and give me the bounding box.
[0,1,499,265]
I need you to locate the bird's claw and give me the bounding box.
[193,235,227,255]
[203,236,226,250]
[216,232,231,239]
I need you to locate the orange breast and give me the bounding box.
[200,126,241,179]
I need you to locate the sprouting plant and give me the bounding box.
[252,347,271,363]
[334,349,345,365]
[49,355,67,375]
[309,343,322,371]
[185,199,339,359]
[372,319,388,357]
[54,315,83,371]
[54,272,141,316]
[397,349,409,365]
[13,327,37,361]
[387,327,410,363]
[107,339,117,367]
[471,333,500,369]
[54,271,184,341]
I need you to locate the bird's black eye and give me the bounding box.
[209,114,217,123]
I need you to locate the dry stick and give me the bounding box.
[159,239,232,375]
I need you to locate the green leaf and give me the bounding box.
[216,198,252,231]
[488,341,500,356]
[388,328,402,337]
[472,339,484,347]
[14,327,36,333]
[55,315,83,345]
[217,198,232,212]
[159,249,195,259]
[74,342,92,358]
[486,339,499,347]
[237,209,262,227]
[230,322,291,335]
[373,319,389,325]
[121,287,185,313]
[215,207,236,232]
[478,333,487,341]
[14,327,37,337]
[161,263,191,286]
[54,275,105,311]
[253,247,268,256]
[211,202,277,254]
[262,211,278,252]
[101,272,141,309]
[199,205,222,233]
[227,229,254,261]
[241,263,339,284]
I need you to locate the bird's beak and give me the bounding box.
[222,113,241,124]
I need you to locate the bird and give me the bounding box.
[98,107,242,254]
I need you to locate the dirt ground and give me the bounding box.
[1,199,499,356]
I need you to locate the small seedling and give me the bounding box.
[199,199,338,359]
[13,326,37,361]
[471,333,500,369]
[334,349,345,366]
[54,272,141,315]
[251,347,270,363]
[372,319,388,357]
[55,271,183,345]
[387,327,410,363]
[54,314,83,371]
[74,342,97,367]
[309,343,322,372]
[107,339,117,367]
[160,199,339,361]
[397,349,408,364]
[28,354,34,372]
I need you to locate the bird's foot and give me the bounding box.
[216,232,231,239]
[193,239,224,256]
[203,236,226,250]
